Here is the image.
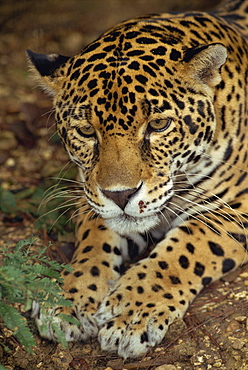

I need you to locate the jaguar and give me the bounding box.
[28,0,248,358]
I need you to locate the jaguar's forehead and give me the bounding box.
[81,19,184,60]
[59,21,186,131]
[65,18,187,90]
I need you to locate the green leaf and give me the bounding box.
[0,302,36,353]
[50,322,68,348]
[59,313,81,326]
[14,323,36,354]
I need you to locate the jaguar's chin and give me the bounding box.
[104,213,160,235]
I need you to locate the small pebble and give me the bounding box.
[155,365,177,370]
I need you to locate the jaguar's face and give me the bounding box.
[54,61,218,235]
[57,97,176,234]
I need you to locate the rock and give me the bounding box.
[155,365,177,370]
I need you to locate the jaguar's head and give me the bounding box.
[27,22,227,235]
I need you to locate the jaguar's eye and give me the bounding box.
[76,125,95,138]
[149,118,173,132]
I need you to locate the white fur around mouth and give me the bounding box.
[104,212,160,235]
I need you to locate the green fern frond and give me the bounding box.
[0,302,36,353]
[0,237,74,352]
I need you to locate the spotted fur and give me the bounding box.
[28,0,248,358]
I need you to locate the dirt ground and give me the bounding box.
[0,0,248,369]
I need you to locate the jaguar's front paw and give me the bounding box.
[96,299,178,358]
[32,301,98,342]
[95,279,185,359]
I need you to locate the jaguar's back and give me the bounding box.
[215,0,248,38]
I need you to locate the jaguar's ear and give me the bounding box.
[183,43,227,88]
[26,50,70,95]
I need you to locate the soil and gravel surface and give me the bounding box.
[0,1,248,369]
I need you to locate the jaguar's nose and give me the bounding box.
[101,187,139,210]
